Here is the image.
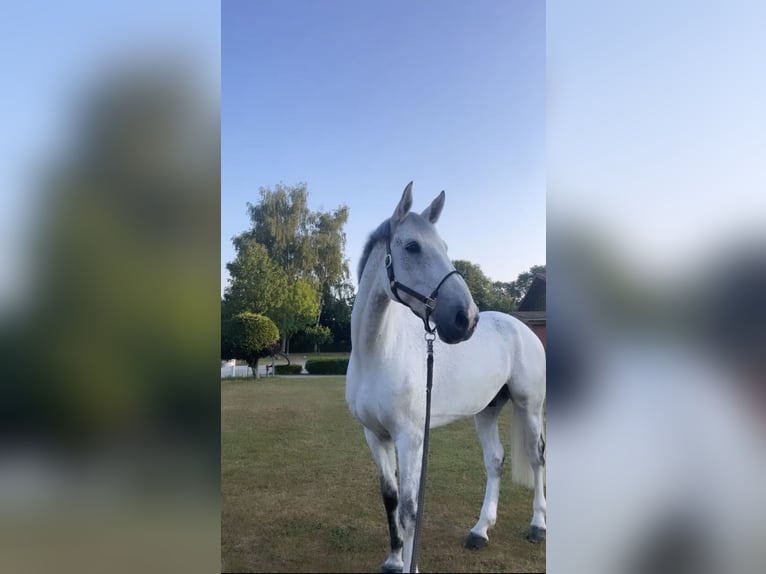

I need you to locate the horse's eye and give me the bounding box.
[405,241,421,254]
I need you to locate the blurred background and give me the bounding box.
[547,1,766,573]
[0,2,220,573]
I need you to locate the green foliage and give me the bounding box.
[509,264,546,302]
[237,182,349,292]
[489,281,518,314]
[240,183,314,279]
[318,282,354,352]
[453,260,495,310]
[453,259,516,312]
[275,364,303,375]
[451,260,545,312]
[304,358,349,375]
[223,239,288,316]
[269,278,321,344]
[303,324,333,350]
[221,312,279,378]
[226,183,350,352]
[312,208,350,316]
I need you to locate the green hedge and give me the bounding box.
[304,358,349,375]
[275,364,303,375]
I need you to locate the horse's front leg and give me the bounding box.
[395,431,424,574]
[364,428,404,573]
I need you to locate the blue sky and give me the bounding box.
[222,0,546,294]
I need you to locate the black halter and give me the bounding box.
[384,220,463,334]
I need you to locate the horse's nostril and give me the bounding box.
[456,309,469,330]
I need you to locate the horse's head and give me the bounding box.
[385,182,479,344]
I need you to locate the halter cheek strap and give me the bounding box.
[385,220,463,333]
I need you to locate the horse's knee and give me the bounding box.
[484,452,505,477]
[531,435,545,466]
[526,434,545,467]
[398,495,416,532]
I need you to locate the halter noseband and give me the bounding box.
[384,220,463,334]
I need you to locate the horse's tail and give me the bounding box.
[510,402,537,489]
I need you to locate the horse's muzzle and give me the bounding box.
[437,306,479,344]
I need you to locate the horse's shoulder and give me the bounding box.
[478,310,524,332]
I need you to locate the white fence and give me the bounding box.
[221,364,258,378]
[220,360,304,378]
[221,359,262,378]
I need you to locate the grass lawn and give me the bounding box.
[221,377,545,573]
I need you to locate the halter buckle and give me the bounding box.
[384,253,392,268]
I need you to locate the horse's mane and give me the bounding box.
[357,219,391,283]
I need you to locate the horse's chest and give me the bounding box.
[347,365,420,434]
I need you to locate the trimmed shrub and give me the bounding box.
[221,312,280,378]
[275,364,302,375]
[304,358,349,375]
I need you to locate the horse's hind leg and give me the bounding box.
[513,399,547,542]
[364,428,404,573]
[465,390,510,549]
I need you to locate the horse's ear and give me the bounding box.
[393,181,413,222]
[421,190,445,224]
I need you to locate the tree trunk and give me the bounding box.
[250,358,260,379]
[316,297,324,327]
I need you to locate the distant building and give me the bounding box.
[511,272,546,349]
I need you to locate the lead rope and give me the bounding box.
[409,330,435,573]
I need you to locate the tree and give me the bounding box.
[229,183,350,350]
[312,208,350,322]
[453,260,496,311]
[509,265,546,302]
[489,281,517,314]
[452,260,519,312]
[268,278,320,353]
[223,239,288,317]
[303,324,333,353]
[318,281,354,351]
[239,183,315,279]
[221,312,279,379]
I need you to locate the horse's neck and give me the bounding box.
[352,246,402,360]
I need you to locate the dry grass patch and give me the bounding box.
[221,377,545,573]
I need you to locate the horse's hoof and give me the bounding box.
[464,532,488,550]
[526,525,546,543]
[381,563,403,573]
